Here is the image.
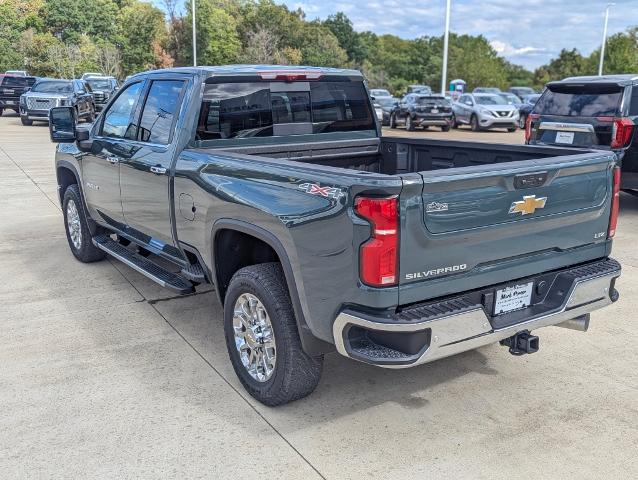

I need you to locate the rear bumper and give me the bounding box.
[413,114,453,126]
[333,258,620,368]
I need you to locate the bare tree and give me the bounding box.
[97,44,121,78]
[242,26,279,64]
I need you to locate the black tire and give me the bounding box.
[0,108,3,116]
[20,116,32,126]
[62,184,106,263]
[519,114,527,129]
[224,263,323,406]
[507,126,517,133]
[441,125,450,132]
[389,113,397,129]
[406,114,414,131]
[470,114,480,132]
[451,114,458,129]
[85,104,96,123]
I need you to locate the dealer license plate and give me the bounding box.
[431,108,439,113]
[3,89,14,94]
[555,131,574,144]
[494,282,533,315]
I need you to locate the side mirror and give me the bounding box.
[49,107,77,143]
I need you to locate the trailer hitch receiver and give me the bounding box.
[499,330,539,356]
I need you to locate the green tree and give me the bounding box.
[533,48,588,87]
[119,0,173,75]
[184,0,241,66]
[323,12,366,64]
[42,0,119,44]
[292,21,347,67]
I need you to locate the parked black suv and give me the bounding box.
[20,78,96,126]
[389,93,453,131]
[0,74,37,115]
[526,74,637,189]
[84,76,118,111]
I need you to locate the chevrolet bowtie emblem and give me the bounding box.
[509,195,547,215]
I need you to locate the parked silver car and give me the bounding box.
[452,93,519,132]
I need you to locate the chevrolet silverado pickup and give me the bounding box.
[49,65,621,406]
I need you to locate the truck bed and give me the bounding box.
[215,136,591,174]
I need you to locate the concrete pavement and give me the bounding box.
[1,113,636,479]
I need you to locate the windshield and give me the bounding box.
[32,81,73,94]
[475,95,506,105]
[499,93,521,104]
[375,97,396,107]
[86,79,112,90]
[1,76,36,87]
[524,94,541,104]
[534,86,622,116]
[371,89,391,97]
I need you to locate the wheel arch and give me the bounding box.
[211,219,334,356]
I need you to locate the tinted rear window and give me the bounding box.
[534,85,623,117]
[197,81,375,140]
[1,76,36,87]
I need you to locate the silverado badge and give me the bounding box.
[508,195,547,216]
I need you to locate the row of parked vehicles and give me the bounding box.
[0,71,119,126]
[371,86,540,132]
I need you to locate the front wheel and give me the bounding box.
[20,116,33,126]
[507,126,517,133]
[406,115,414,131]
[85,104,96,123]
[389,113,397,129]
[519,114,527,129]
[451,114,458,129]
[470,114,480,132]
[441,125,451,132]
[62,184,106,263]
[224,263,323,406]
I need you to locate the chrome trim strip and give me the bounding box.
[333,268,619,369]
[538,122,595,133]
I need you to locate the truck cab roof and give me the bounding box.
[127,65,364,81]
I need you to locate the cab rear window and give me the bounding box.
[534,85,622,117]
[196,81,375,141]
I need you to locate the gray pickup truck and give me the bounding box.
[49,65,621,406]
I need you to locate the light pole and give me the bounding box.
[598,3,614,76]
[441,0,451,95]
[192,0,197,67]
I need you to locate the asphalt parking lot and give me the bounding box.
[1,112,637,479]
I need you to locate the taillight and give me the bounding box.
[258,71,323,81]
[525,113,539,142]
[608,166,621,238]
[354,196,399,287]
[611,118,634,149]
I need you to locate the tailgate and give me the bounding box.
[398,151,616,305]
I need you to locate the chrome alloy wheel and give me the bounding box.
[66,199,82,250]
[233,293,276,382]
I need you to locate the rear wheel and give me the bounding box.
[389,113,397,129]
[224,263,323,406]
[62,184,106,263]
[20,116,33,126]
[470,114,480,132]
[406,115,414,131]
[507,126,517,133]
[451,114,458,129]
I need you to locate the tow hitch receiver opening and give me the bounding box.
[500,330,539,356]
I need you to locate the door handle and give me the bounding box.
[106,155,120,164]
[150,166,167,175]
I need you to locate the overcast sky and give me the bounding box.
[283,0,638,70]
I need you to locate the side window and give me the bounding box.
[101,82,143,139]
[138,80,185,145]
[630,86,638,116]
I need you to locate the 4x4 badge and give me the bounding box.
[298,183,345,199]
[509,195,547,215]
